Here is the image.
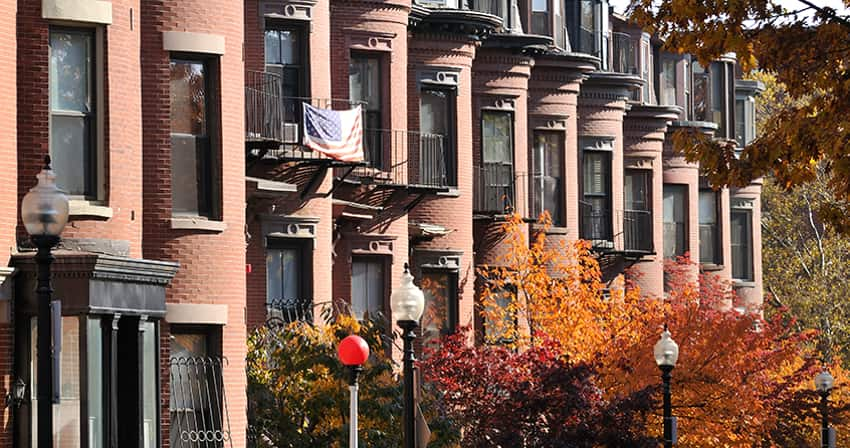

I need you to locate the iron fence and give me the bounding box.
[623,209,653,253]
[169,356,232,448]
[245,71,282,145]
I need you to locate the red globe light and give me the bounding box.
[338,335,370,366]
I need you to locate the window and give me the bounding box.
[661,59,677,106]
[731,209,754,281]
[266,240,312,321]
[349,54,383,169]
[351,258,386,320]
[684,59,692,119]
[478,111,515,213]
[31,317,81,446]
[581,142,612,241]
[483,285,517,344]
[472,0,512,28]
[735,96,756,147]
[699,190,721,265]
[169,326,229,448]
[420,270,458,348]
[663,184,687,258]
[532,131,564,225]
[532,0,551,36]
[692,61,708,122]
[531,0,568,46]
[420,86,457,186]
[50,28,97,198]
[566,0,602,59]
[624,169,652,251]
[170,57,218,218]
[709,61,734,138]
[265,24,306,124]
[641,44,653,104]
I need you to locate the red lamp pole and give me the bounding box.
[338,335,370,448]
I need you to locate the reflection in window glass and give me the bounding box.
[49,29,95,197]
[483,286,516,344]
[662,59,677,106]
[532,131,564,225]
[32,317,81,447]
[421,271,458,349]
[731,209,754,280]
[266,248,301,303]
[663,184,687,259]
[692,61,708,122]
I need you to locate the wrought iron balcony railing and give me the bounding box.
[474,165,527,216]
[579,200,612,246]
[623,209,653,253]
[245,70,282,146]
[529,174,563,224]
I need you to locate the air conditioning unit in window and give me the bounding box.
[283,122,300,144]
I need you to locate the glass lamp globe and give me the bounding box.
[815,370,835,393]
[21,162,69,237]
[390,264,425,323]
[654,329,679,368]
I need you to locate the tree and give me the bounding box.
[626,0,850,228]
[470,214,847,446]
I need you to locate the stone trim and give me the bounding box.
[480,96,516,112]
[624,157,653,170]
[163,31,226,55]
[69,199,113,219]
[418,67,461,90]
[170,217,228,232]
[166,303,228,325]
[579,136,615,152]
[261,215,319,248]
[346,29,395,53]
[530,117,568,130]
[344,232,397,256]
[261,0,315,21]
[412,249,462,272]
[730,198,755,209]
[42,0,112,24]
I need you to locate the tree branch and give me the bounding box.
[795,0,850,30]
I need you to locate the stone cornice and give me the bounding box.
[12,251,179,285]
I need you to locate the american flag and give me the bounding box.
[302,103,364,162]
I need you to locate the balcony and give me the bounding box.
[266,298,314,327]
[579,200,612,249]
[343,129,448,189]
[474,165,528,218]
[623,209,653,254]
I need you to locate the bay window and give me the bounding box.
[49,28,99,198]
[532,131,564,225]
[698,190,721,265]
[566,0,604,59]
[735,95,756,147]
[663,184,687,259]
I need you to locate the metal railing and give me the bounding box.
[611,32,638,75]
[245,71,282,145]
[474,165,527,216]
[170,356,232,448]
[529,174,563,224]
[338,130,450,189]
[266,298,314,327]
[623,209,653,253]
[579,200,612,245]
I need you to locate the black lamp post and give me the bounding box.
[815,370,835,448]
[390,263,424,448]
[654,326,679,448]
[21,157,69,448]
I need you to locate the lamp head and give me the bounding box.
[338,335,370,366]
[21,156,69,237]
[815,370,835,393]
[391,263,425,323]
[654,327,679,368]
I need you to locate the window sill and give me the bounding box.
[530,223,568,235]
[732,280,757,288]
[69,200,113,220]
[700,263,725,272]
[436,187,460,198]
[170,217,227,232]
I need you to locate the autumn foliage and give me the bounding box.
[422,214,850,446]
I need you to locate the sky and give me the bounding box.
[608,0,850,17]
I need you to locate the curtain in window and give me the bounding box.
[352,259,385,320]
[663,185,687,258]
[266,248,301,303]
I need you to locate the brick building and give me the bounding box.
[0,0,763,447]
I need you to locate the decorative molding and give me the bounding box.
[170,217,228,232]
[418,67,461,90]
[347,29,395,52]
[262,215,319,248]
[730,198,755,209]
[163,31,226,55]
[412,249,463,272]
[343,232,397,256]
[530,117,568,130]
[624,157,654,170]
[480,96,516,111]
[579,136,615,152]
[261,0,315,21]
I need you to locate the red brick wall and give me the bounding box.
[0,0,15,443]
[140,0,247,446]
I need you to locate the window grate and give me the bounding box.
[169,356,233,448]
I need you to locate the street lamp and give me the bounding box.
[21,156,69,448]
[815,370,835,448]
[390,263,424,448]
[338,335,370,448]
[654,326,679,448]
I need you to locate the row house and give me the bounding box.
[0,0,764,447]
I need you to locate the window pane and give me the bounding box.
[279,30,299,65]
[264,30,280,65]
[421,271,457,348]
[170,60,207,136]
[349,56,381,111]
[663,185,687,258]
[583,152,607,195]
[625,170,650,211]
[50,31,92,113]
[142,321,157,448]
[87,318,103,448]
[281,248,300,301]
[266,249,282,302]
[482,112,513,164]
[662,59,677,105]
[420,89,449,136]
[579,0,596,54]
[170,134,203,214]
[735,98,746,146]
[710,62,726,137]
[351,259,384,320]
[533,132,563,224]
[51,115,90,196]
[34,317,82,447]
[692,61,708,122]
[699,191,718,264]
[731,210,753,280]
[484,287,515,343]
